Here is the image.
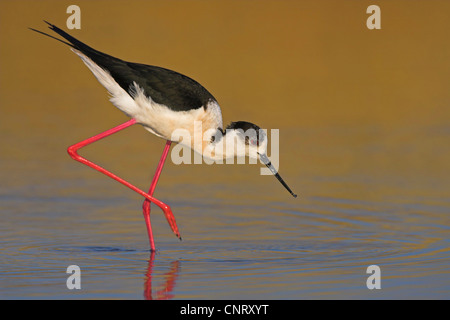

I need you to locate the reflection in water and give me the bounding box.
[144,252,180,300]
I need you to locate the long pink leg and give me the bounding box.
[142,140,172,251]
[67,119,181,250]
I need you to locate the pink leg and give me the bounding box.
[67,119,181,250]
[142,140,172,251]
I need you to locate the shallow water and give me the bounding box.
[1,0,449,299]
[1,123,449,299]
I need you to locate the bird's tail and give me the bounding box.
[29,21,100,77]
[30,21,139,118]
[29,21,103,57]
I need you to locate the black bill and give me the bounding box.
[259,154,297,198]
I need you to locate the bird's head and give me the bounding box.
[224,121,297,198]
[225,121,268,159]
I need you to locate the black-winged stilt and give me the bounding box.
[31,21,296,251]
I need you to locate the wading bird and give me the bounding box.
[31,22,296,251]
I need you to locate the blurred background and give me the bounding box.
[0,0,449,299]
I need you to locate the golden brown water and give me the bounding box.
[1,0,449,299]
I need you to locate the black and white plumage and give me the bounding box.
[31,21,296,197]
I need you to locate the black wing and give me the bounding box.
[32,21,217,111]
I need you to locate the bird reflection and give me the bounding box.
[144,251,180,300]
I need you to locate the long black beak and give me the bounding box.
[259,154,297,198]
